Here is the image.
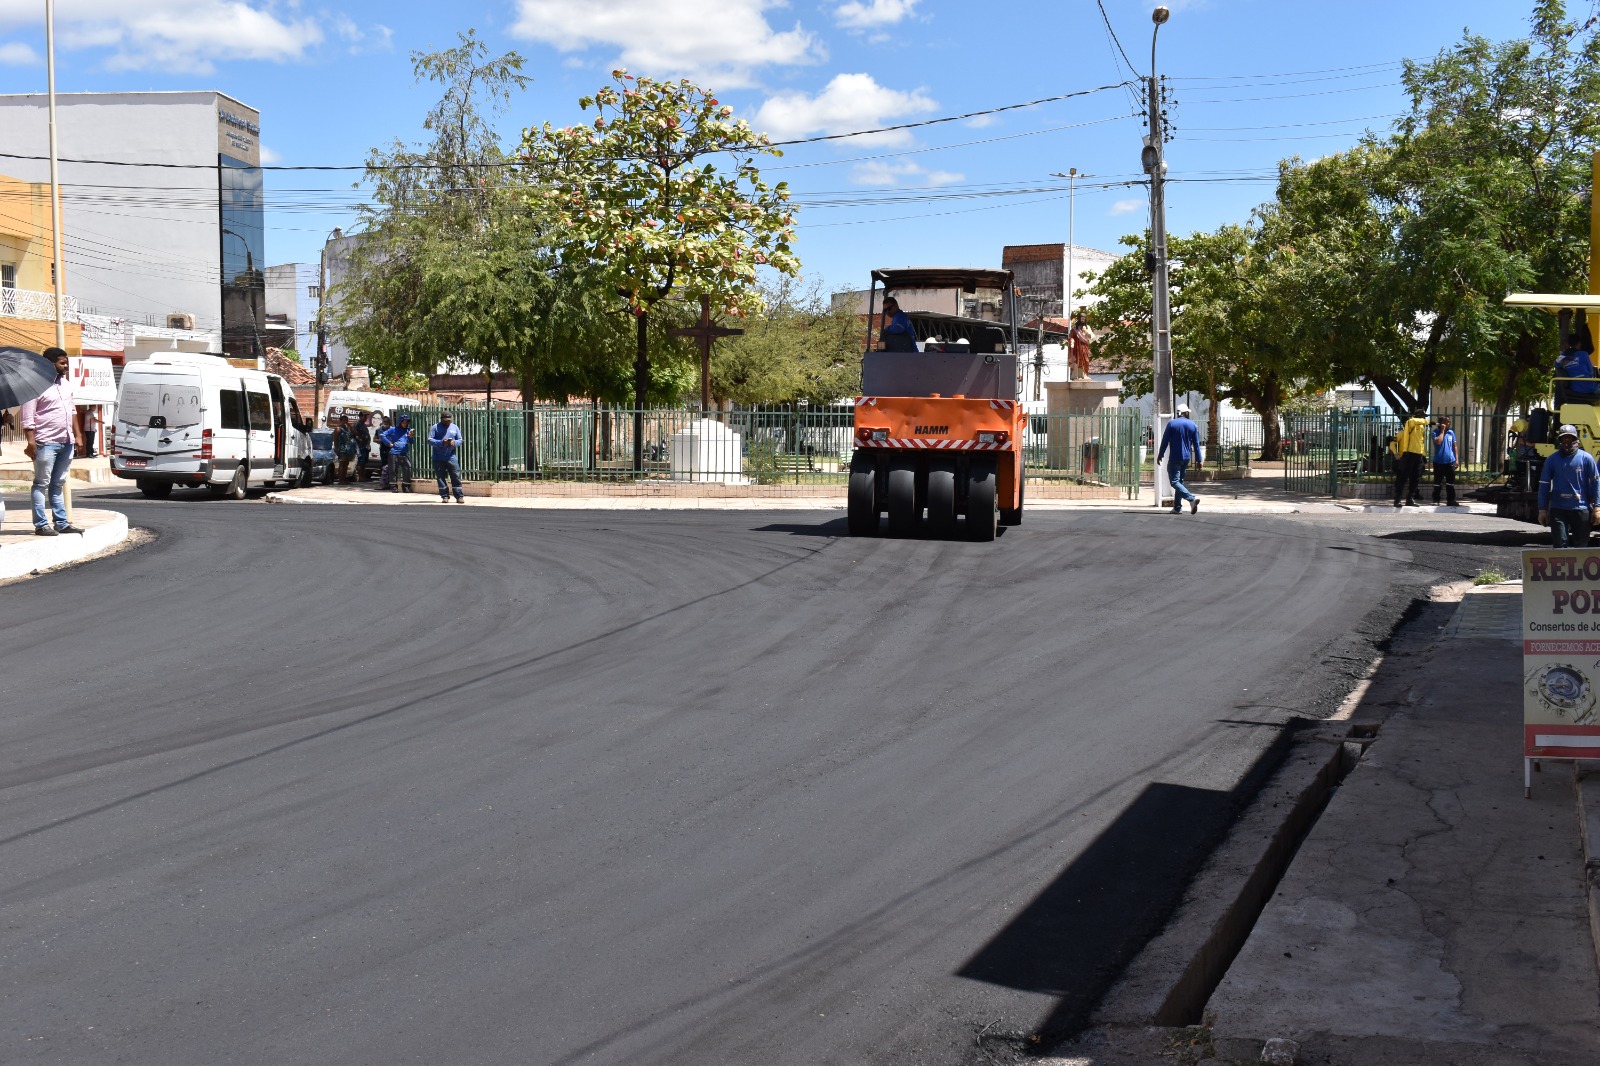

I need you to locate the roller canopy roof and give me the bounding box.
[872,267,1014,292]
[1503,293,1600,310]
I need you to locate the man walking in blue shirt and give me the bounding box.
[428,411,465,504]
[1157,404,1202,515]
[1538,424,1600,547]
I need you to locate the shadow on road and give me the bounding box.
[751,518,849,537]
[957,723,1302,1054]
[751,519,1011,539]
[1376,527,1545,547]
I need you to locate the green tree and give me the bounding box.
[1086,222,1330,459]
[334,31,529,387]
[712,277,862,404]
[336,31,646,401]
[520,70,800,467]
[1276,0,1600,430]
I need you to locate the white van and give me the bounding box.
[321,389,419,476]
[321,389,417,428]
[110,353,314,499]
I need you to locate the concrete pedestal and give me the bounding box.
[1045,378,1122,471]
[1046,378,1122,417]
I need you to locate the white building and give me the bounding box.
[0,91,265,362]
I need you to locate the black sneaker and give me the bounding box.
[1190,497,1199,514]
[56,523,86,534]
[33,526,58,537]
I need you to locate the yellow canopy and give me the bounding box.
[1503,293,1600,311]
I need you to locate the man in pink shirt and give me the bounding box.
[19,347,86,536]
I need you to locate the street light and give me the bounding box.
[1049,169,1088,379]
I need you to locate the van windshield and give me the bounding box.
[120,382,202,429]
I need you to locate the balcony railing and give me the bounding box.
[0,286,81,322]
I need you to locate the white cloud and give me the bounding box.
[0,39,39,64]
[753,73,935,146]
[0,1,323,74]
[259,144,281,164]
[510,0,822,89]
[834,0,917,31]
[331,15,393,56]
[1109,198,1145,216]
[853,160,961,187]
[964,113,997,129]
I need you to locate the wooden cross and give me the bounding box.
[671,294,744,413]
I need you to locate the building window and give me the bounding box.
[219,154,265,360]
[1,264,14,317]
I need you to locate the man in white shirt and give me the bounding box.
[18,347,86,536]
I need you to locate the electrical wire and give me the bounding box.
[0,82,1131,174]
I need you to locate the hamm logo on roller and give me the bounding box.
[914,425,949,435]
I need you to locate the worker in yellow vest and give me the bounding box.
[1390,409,1429,508]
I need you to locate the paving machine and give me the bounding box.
[1482,293,1600,523]
[848,267,1028,540]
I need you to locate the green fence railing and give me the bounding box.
[400,403,1145,497]
[1283,408,1505,500]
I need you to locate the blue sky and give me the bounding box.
[0,0,1555,294]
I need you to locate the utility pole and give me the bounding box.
[1145,5,1174,506]
[314,227,341,428]
[1067,167,1077,373]
[1034,292,1047,401]
[45,0,65,349]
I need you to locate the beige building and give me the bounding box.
[0,173,82,355]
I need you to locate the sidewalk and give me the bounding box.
[0,505,129,581]
[1199,584,1600,1065]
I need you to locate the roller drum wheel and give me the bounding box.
[886,457,918,537]
[965,457,997,541]
[847,453,878,537]
[1000,475,1024,526]
[926,459,957,538]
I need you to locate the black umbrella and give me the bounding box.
[0,346,60,410]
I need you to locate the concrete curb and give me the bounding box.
[0,508,130,581]
[1093,728,1368,1030]
[1347,502,1497,515]
[1574,764,1600,981]
[258,485,1460,517]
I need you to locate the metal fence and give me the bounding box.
[403,403,1146,498]
[1282,408,1502,500]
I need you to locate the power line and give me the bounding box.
[1094,0,1140,80]
[0,82,1131,174]
[1168,60,1401,81]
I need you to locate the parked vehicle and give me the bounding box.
[322,389,418,477]
[309,430,337,485]
[110,353,314,499]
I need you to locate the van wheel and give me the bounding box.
[212,466,247,500]
[136,478,172,500]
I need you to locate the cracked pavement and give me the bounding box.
[1202,590,1600,1066]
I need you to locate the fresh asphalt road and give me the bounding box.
[0,497,1524,1065]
